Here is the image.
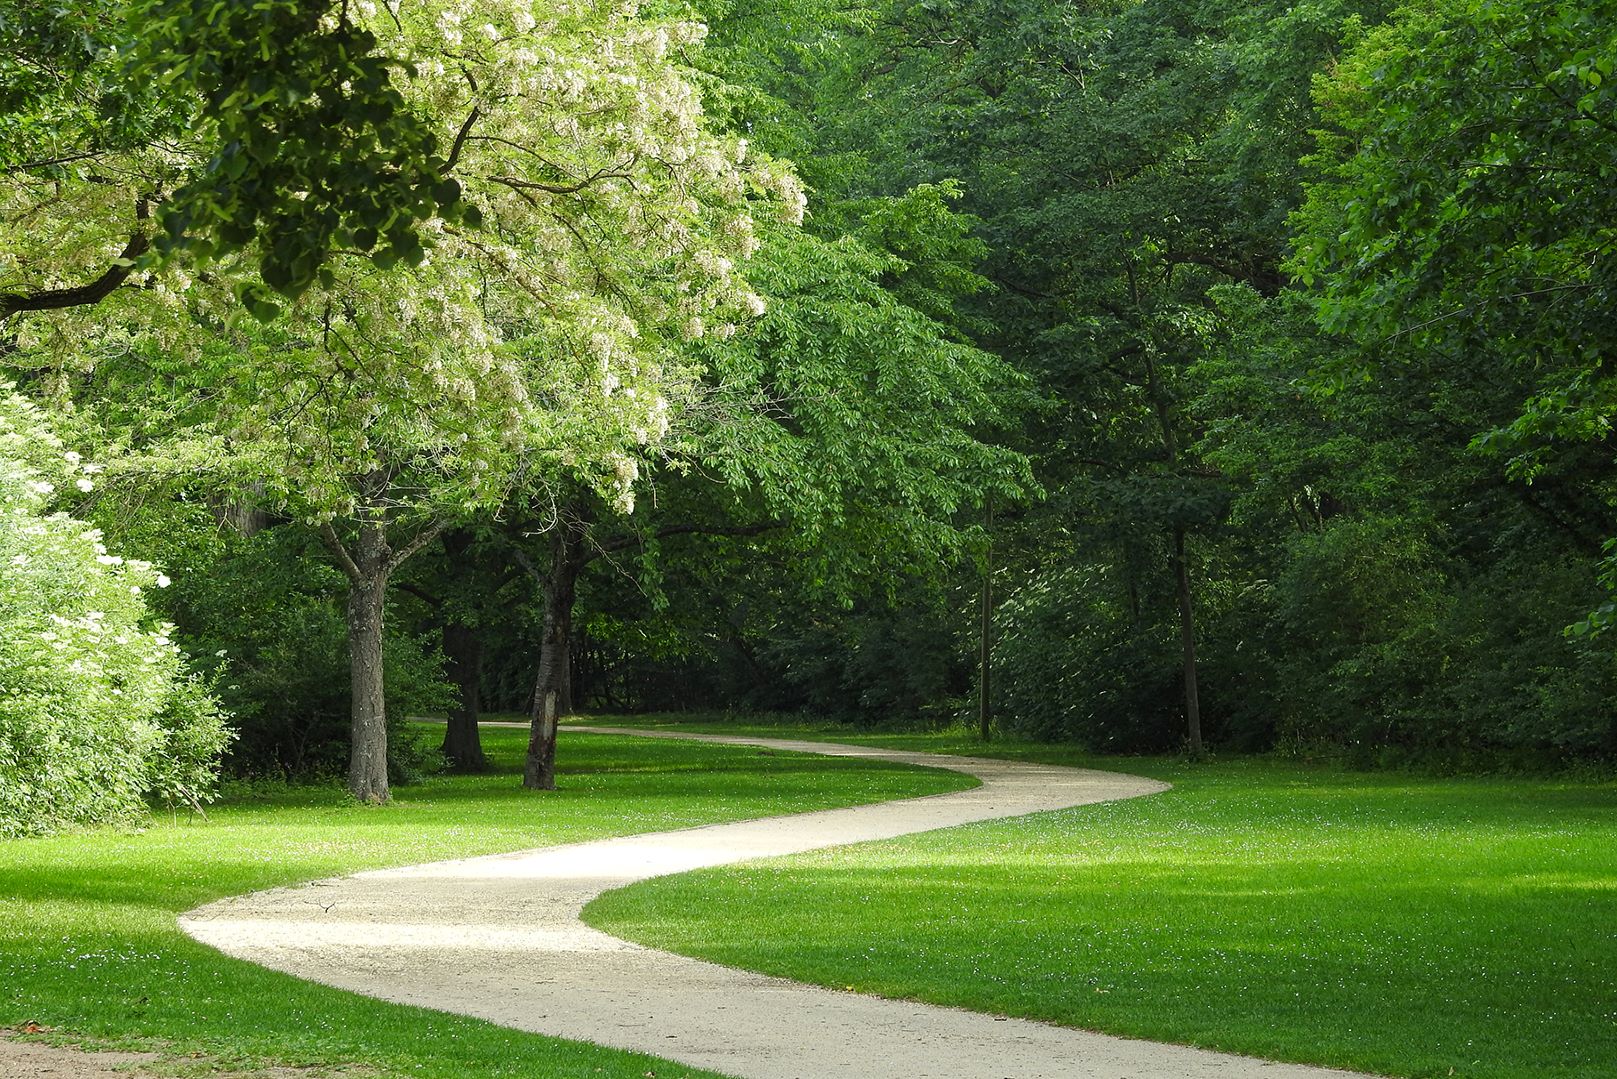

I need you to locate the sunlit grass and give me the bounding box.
[585,716,1617,1079]
[1,724,971,1078]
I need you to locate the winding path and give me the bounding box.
[181,726,1369,1079]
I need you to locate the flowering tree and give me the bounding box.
[4,0,798,801]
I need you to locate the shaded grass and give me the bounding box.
[584,715,1617,1079]
[1,723,971,1078]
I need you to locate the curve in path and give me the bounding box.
[181,726,1371,1079]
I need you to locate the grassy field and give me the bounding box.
[0,723,971,1078]
[583,715,1617,1079]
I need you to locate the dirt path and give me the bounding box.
[180,726,1371,1078]
[0,1039,157,1079]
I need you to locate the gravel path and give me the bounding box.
[180,725,1372,1079]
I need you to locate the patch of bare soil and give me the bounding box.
[0,1037,158,1079]
[1,1034,369,1079]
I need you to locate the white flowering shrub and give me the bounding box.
[0,386,230,837]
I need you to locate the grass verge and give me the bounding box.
[1,723,972,1079]
[582,714,1617,1079]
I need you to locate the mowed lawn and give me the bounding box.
[584,718,1617,1079]
[0,724,971,1078]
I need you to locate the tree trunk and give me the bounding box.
[978,494,994,742]
[523,534,580,790]
[1137,319,1206,760]
[1173,526,1204,760]
[524,689,558,790]
[556,631,574,718]
[346,518,392,803]
[572,626,593,710]
[440,620,487,771]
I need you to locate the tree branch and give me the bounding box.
[318,521,363,583]
[397,582,443,607]
[443,106,481,174]
[509,544,547,585]
[0,200,150,318]
[388,518,448,572]
[488,167,634,197]
[585,520,783,563]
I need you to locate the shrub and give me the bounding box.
[0,386,231,837]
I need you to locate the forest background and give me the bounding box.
[3,0,1613,832]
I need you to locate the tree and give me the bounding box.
[0,0,482,313]
[1291,0,1617,623]
[7,0,795,802]
[506,190,1031,787]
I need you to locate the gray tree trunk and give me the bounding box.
[440,620,487,772]
[1173,527,1204,759]
[346,517,392,803]
[523,531,579,790]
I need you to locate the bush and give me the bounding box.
[0,387,231,837]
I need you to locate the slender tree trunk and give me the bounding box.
[978,495,994,742]
[523,535,579,791]
[346,518,392,803]
[572,627,592,710]
[440,620,487,771]
[1136,313,1205,759]
[435,529,488,771]
[1173,527,1204,759]
[556,631,574,718]
[210,482,269,536]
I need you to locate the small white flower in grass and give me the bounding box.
[81,463,104,474]
[63,451,81,465]
[75,477,93,492]
[156,573,171,588]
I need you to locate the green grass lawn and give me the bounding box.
[0,723,971,1078]
[583,715,1617,1079]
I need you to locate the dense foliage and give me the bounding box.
[3,0,1615,828]
[0,387,228,836]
